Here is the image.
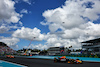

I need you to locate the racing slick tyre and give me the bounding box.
[54,58,57,62]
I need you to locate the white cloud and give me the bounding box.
[20,22,100,50]
[0,0,23,33]
[20,0,100,50]
[19,21,23,26]
[42,0,100,31]
[0,25,10,33]
[2,0,100,50]
[84,22,100,37]
[39,0,100,49]
[12,27,44,41]
[23,0,31,5]
[0,23,22,33]
[43,33,70,47]
[0,0,21,23]
[20,9,28,14]
[0,36,19,49]
[14,0,33,5]
[82,0,100,21]
[44,33,81,49]
[61,28,83,39]
[49,23,62,33]
[24,44,48,50]
[42,21,100,49]
[14,0,19,3]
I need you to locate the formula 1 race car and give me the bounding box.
[6,55,15,58]
[54,56,83,64]
[54,56,69,62]
[68,59,83,64]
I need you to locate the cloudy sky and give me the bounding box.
[0,0,100,50]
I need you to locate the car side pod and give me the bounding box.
[75,59,83,64]
[80,60,83,64]
[68,61,71,64]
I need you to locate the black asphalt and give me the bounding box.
[0,56,100,67]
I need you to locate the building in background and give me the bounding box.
[47,46,66,55]
[81,38,100,55]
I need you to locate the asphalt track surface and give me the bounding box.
[0,56,100,67]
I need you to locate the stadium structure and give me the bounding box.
[48,46,66,55]
[0,42,16,55]
[81,38,100,54]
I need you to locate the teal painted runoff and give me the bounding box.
[0,60,27,67]
[27,56,100,62]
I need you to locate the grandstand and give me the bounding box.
[48,46,66,55]
[0,42,16,55]
[81,38,100,54]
